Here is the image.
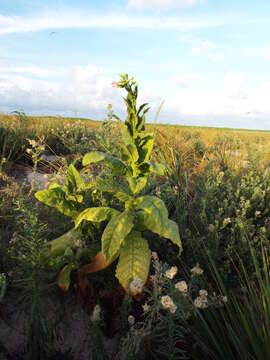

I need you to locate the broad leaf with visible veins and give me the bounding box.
[102,210,134,260]
[116,231,151,293]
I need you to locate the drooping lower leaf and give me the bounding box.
[42,228,80,261]
[115,231,151,293]
[102,210,134,260]
[161,219,182,255]
[80,251,118,274]
[58,263,76,291]
[74,207,119,229]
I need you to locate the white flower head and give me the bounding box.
[161,295,177,313]
[175,281,188,294]
[194,296,208,309]
[222,296,228,303]
[129,276,144,295]
[142,303,150,313]
[128,315,135,326]
[199,289,208,298]
[165,266,178,280]
[28,139,37,147]
[90,304,101,322]
[191,263,204,276]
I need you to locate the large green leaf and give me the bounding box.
[120,143,139,163]
[74,207,119,229]
[161,219,182,255]
[102,211,134,260]
[35,183,79,218]
[65,164,84,193]
[135,195,168,235]
[126,174,147,195]
[82,151,106,165]
[115,231,151,293]
[137,133,154,163]
[96,178,132,203]
[83,152,126,174]
[105,154,127,174]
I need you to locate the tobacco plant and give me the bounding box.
[35,74,182,294]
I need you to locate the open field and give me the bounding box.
[1,84,270,359]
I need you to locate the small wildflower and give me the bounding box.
[255,211,261,217]
[27,139,37,147]
[222,217,231,227]
[9,233,17,245]
[175,281,188,294]
[191,263,203,276]
[128,315,135,326]
[169,303,177,313]
[74,239,83,248]
[142,303,150,313]
[112,81,119,88]
[199,289,208,298]
[129,277,143,295]
[155,187,161,197]
[90,305,101,322]
[222,296,228,303]
[161,295,177,313]
[165,266,178,280]
[194,296,208,309]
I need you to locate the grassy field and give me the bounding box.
[1,101,270,360]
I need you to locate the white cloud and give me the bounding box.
[0,66,50,77]
[169,73,199,88]
[127,0,197,10]
[0,64,123,116]
[191,40,214,54]
[1,64,270,129]
[164,71,270,126]
[0,11,270,35]
[263,47,270,61]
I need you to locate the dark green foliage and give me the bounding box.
[193,246,270,360]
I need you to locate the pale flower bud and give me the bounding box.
[175,281,188,294]
[129,276,143,295]
[161,295,177,313]
[128,315,135,326]
[191,263,203,276]
[90,305,101,322]
[112,81,119,88]
[165,266,178,280]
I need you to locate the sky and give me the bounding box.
[1,0,270,129]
